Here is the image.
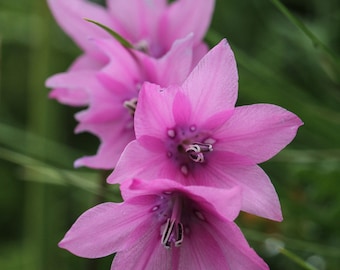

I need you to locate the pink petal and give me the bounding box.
[48,0,116,61]
[107,139,173,184]
[94,38,141,88]
[74,80,127,124]
[74,120,134,169]
[216,104,304,163]
[205,152,283,221]
[172,91,192,126]
[160,0,215,52]
[122,178,242,221]
[191,42,209,68]
[68,54,105,72]
[107,0,167,49]
[178,221,230,269]
[181,39,238,122]
[46,71,97,106]
[112,227,177,270]
[58,202,153,258]
[137,33,194,86]
[73,76,135,169]
[207,216,269,270]
[134,83,176,139]
[48,88,88,106]
[199,109,234,131]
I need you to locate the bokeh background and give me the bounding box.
[1,0,339,269]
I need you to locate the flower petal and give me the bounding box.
[68,54,105,72]
[74,120,134,169]
[172,91,192,126]
[205,152,283,221]
[134,83,176,139]
[178,220,230,269]
[122,178,242,221]
[107,0,167,51]
[46,71,96,106]
[137,33,194,86]
[160,0,215,52]
[107,139,174,185]
[112,225,177,270]
[58,202,153,258]
[216,104,304,163]
[48,0,115,60]
[206,216,270,270]
[94,38,141,88]
[181,39,238,121]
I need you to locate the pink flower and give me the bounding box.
[46,0,215,105]
[73,35,195,169]
[59,178,269,270]
[108,39,304,221]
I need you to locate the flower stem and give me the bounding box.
[269,0,340,71]
[279,247,318,270]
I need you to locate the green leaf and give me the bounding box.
[84,18,133,48]
[269,0,340,73]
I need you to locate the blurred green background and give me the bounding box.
[0,0,339,269]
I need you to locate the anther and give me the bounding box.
[134,40,149,54]
[174,222,184,247]
[123,97,138,116]
[161,218,175,249]
[185,142,213,163]
[161,218,184,249]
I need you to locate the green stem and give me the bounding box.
[22,1,53,270]
[279,247,318,270]
[269,0,340,64]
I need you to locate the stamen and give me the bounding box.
[160,197,184,249]
[134,40,149,54]
[161,219,185,249]
[161,218,175,249]
[175,222,184,247]
[185,142,213,163]
[123,97,138,116]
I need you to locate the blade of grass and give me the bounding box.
[269,0,340,71]
[279,248,318,270]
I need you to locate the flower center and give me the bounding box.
[161,197,184,249]
[166,128,216,176]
